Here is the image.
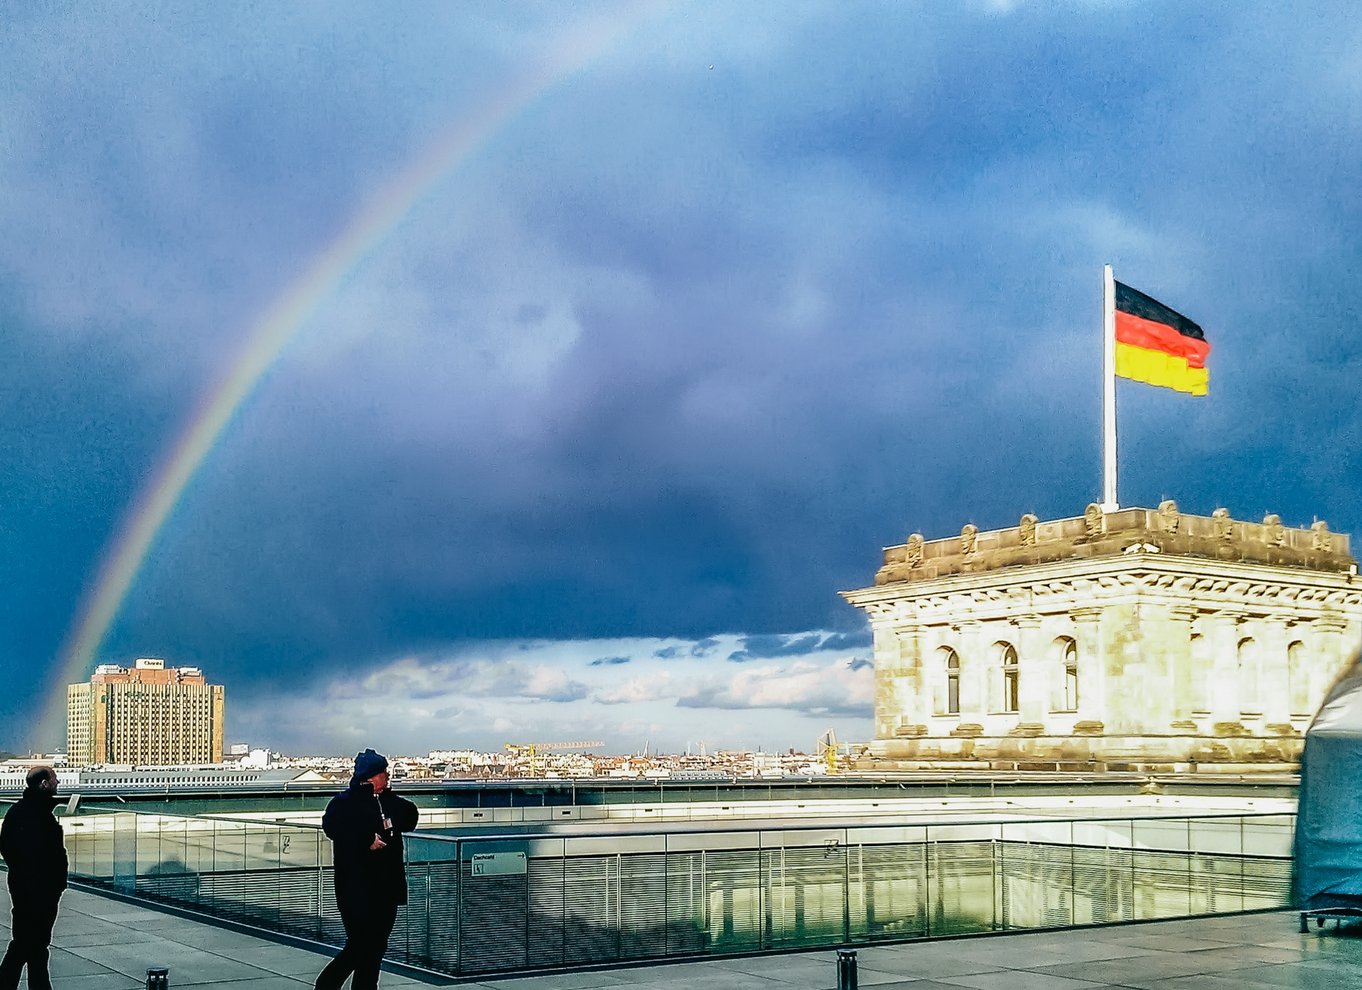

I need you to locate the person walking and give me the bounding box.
[0,766,68,990]
[315,749,418,990]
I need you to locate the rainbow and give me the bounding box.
[38,8,661,749]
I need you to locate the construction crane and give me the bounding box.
[502,740,604,775]
[816,729,839,775]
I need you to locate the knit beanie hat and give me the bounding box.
[352,748,388,784]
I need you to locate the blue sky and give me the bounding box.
[3,2,1360,755]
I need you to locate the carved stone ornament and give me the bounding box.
[1019,513,1038,546]
[1212,507,1232,540]
[1263,513,1286,546]
[1313,519,1333,552]
[1158,499,1179,533]
[1083,503,1104,537]
[960,523,978,555]
[905,532,925,567]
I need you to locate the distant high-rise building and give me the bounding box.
[66,658,225,766]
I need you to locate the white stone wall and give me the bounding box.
[849,552,1362,765]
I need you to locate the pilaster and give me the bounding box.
[1257,615,1293,724]
[1011,613,1046,724]
[1313,612,1351,705]
[1070,608,1103,724]
[956,620,986,722]
[892,623,928,729]
[871,621,899,738]
[1201,611,1243,728]
[1166,607,1198,722]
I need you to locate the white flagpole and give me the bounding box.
[1102,264,1118,511]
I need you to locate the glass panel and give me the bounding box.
[927,840,996,935]
[665,850,709,957]
[849,841,927,942]
[1243,815,1294,857]
[1133,818,1190,853]
[704,849,763,952]
[998,840,1073,930]
[1071,845,1134,924]
[1188,818,1243,855]
[764,843,847,948]
[111,812,138,894]
[40,804,1296,979]
[1132,848,1191,920]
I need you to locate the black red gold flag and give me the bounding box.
[1113,281,1210,395]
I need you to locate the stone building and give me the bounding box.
[67,657,225,766]
[841,503,1362,771]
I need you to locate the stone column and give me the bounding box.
[1070,608,1103,727]
[1201,611,1243,730]
[1012,613,1046,726]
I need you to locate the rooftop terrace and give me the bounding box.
[7,884,1361,989]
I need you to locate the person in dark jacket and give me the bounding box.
[0,766,68,990]
[315,749,418,990]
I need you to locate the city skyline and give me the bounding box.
[4,4,1361,754]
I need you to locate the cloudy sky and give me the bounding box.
[3,2,1359,756]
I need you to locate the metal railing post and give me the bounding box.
[836,948,858,990]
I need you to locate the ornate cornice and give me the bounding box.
[844,554,1362,625]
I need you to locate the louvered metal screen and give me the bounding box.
[663,851,709,956]
[619,852,669,959]
[561,854,619,964]
[526,856,565,968]
[424,861,462,970]
[458,858,528,972]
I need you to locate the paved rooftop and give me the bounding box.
[4,884,1361,989]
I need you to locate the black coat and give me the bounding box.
[322,781,419,913]
[0,789,68,901]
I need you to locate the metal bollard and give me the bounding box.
[836,948,857,990]
[146,965,169,990]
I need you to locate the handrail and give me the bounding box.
[61,801,1298,840]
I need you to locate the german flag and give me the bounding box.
[1114,281,1209,396]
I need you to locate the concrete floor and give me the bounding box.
[2,884,1361,988]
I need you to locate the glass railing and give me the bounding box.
[29,805,1295,978]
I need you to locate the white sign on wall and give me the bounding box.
[470,851,527,877]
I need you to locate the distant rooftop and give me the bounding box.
[874,501,1356,586]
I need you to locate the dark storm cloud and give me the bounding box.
[654,638,721,660]
[819,632,872,652]
[728,635,825,663]
[3,3,1361,749]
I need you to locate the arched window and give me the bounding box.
[1001,643,1020,713]
[1288,640,1309,716]
[1058,637,1079,711]
[946,649,961,715]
